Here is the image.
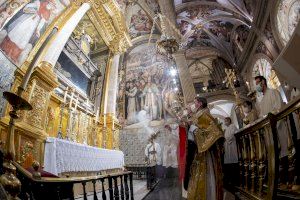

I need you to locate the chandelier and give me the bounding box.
[149,14,180,59]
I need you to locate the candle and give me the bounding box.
[69,88,74,108]
[63,87,68,103]
[75,93,79,110]
[95,107,99,122]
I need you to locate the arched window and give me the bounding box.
[252,58,281,90]
[276,0,300,45]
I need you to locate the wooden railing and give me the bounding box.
[234,96,300,200]
[1,160,134,200]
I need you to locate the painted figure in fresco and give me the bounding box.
[142,77,160,121]
[129,9,151,37]
[0,0,57,64]
[126,81,138,124]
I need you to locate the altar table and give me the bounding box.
[44,137,124,175]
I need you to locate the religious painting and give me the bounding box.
[276,0,300,45]
[121,43,174,126]
[56,52,90,94]
[0,0,70,66]
[208,20,233,42]
[0,0,28,29]
[234,25,249,49]
[146,0,160,14]
[127,4,152,38]
[0,51,17,116]
[176,4,233,48]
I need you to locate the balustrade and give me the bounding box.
[0,160,134,200]
[234,96,300,199]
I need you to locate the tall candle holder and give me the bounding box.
[0,91,32,199]
[57,102,65,139]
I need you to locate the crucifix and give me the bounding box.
[224,68,244,128]
[224,68,242,106]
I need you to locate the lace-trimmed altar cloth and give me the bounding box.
[44,137,124,175]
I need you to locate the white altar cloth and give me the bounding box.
[44,137,124,175]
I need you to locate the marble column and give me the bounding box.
[41,3,91,67]
[104,53,121,115]
[102,53,121,149]
[173,51,196,105]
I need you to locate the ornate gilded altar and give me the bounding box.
[0,0,131,167]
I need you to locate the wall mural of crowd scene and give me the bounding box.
[117,42,180,127]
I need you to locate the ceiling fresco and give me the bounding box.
[175,0,254,66]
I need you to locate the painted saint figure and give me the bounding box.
[0,0,56,64]
[142,77,160,120]
[126,81,138,124]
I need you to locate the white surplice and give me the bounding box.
[145,142,161,165]
[224,124,238,164]
[163,124,179,168]
[257,88,288,158]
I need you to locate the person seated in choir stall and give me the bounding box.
[223,117,239,187]
[242,100,259,126]
[254,76,290,188]
[182,97,224,200]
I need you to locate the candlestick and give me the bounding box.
[75,93,79,110]
[63,86,69,103]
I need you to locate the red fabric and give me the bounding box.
[26,167,59,178]
[38,1,52,20]
[178,125,187,181]
[0,36,22,62]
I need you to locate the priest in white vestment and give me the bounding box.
[255,76,289,186]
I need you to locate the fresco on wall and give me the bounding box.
[0,0,70,66]
[120,43,176,126]
[127,4,152,38]
[0,51,17,116]
[0,0,28,29]
[276,0,300,45]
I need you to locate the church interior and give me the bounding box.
[0,0,300,199]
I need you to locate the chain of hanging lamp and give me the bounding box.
[148,13,181,59]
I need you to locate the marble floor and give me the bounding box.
[75,180,149,200]
[75,179,235,200]
[142,179,236,200]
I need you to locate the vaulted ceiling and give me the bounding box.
[175,0,255,66]
[116,0,287,86]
